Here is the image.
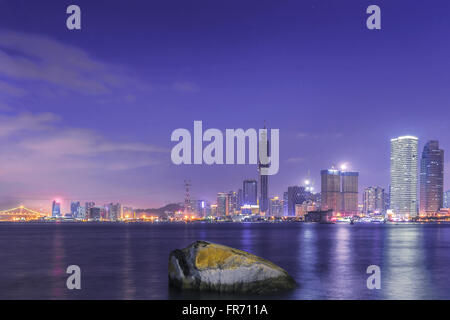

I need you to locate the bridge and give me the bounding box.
[0,206,48,221]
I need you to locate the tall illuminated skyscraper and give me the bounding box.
[390,136,419,217]
[419,140,444,216]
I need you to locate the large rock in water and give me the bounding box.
[168,240,296,294]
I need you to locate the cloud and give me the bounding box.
[0,112,167,206]
[0,112,59,137]
[0,29,149,96]
[0,79,28,97]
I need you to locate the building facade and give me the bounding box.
[269,196,283,217]
[363,186,385,214]
[390,136,419,217]
[419,140,444,216]
[243,179,257,205]
[341,171,359,215]
[321,169,341,214]
[287,186,307,216]
[216,192,229,216]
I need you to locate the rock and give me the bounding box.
[168,240,296,294]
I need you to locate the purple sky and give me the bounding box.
[0,0,449,212]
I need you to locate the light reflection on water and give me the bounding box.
[0,222,449,300]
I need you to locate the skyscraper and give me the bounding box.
[216,192,228,216]
[287,186,307,216]
[444,190,450,208]
[227,191,238,215]
[420,140,444,216]
[321,169,341,214]
[341,171,359,216]
[269,196,283,217]
[390,136,419,217]
[258,128,269,214]
[363,186,385,214]
[107,203,122,221]
[51,200,61,217]
[243,179,257,205]
[85,202,95,219]
[70,201,80,217]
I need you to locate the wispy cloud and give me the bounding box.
[0,112,167,206]
[0,29,150,96]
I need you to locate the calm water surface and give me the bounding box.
[1,222,449,300]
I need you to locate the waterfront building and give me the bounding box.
[321,168,359,216]
[420,140,444,216]
[107,203,122,221]
[283,191,288,216]
[390,136,419,217]
[363,186,386,214]
[243,179,257,205]
[444,190,450,208]
[287,186,307,216]
[321,168,341,214]
[341,171,359,216]
[85,202,95,219]
[76,206,86,219]
[227,191,239,215]
[51,200,61,218]
[88,207,101,220]
[70,201,80,217]
[217,192,229,216]
[269,196,283,217]
[122,206,134,219]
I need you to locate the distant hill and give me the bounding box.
[134,203,183,216]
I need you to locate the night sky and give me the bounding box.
[0,0,449,212]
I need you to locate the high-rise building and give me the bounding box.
[321,168,359,216]
[107,203,122,221]
[287,186,307,216]
[283,191,288,216]
[444,190,450,208]
[390,136,419,217]
[76,206,86,219]
[122,206,134,219]
[243,179,257,205]
[341,171,359,216]
[258,128,269,214]
[52,200,61,217]
[70,201,80,217]
[89,207,101,220]
[227,191,238,215]
[321,169,341,214]
[269,196,283,217]
[420,140,444,216]
[384,189,390,212]
[85,202,95,219]
[363,187,385,214]
[237,188,243,209]
[216,192,228,216]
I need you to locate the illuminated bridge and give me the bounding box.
[0,206,48,221]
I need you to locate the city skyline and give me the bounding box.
[1,1,450,211]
